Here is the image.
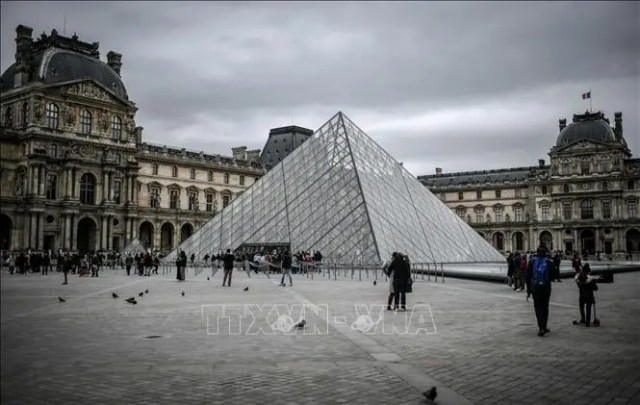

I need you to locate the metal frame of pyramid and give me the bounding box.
[120,237,147,256]
[162,112,505,265]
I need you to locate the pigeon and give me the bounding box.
[294,320,306,329]
[243,287,249,291]
[138,292,144,297]
[373,280,377,286]
[131,300,137,305]
[207,277,210,281]
[181,291,185,297]
[423,386,437,402]
[112,293,119,299]
[58,297,66,303]
[145,289,149,294]
[125,297,136,303]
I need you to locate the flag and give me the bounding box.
[582,92,591,100]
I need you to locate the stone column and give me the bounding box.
[174,224,180,249]
[131,218,138,240]
[30,166,37,195]
[64,214,72,249]
[71,215,78,251]
[72,168,78,199]
[100,216,107,250]
[595,228,601,253]
[573,228,579,254]
[22,214,30,249]
[106,217,112,250]
[29,212,37,248]
[38,166,45,196]
[108,173,113,201]
[65,168,71,198]
[37,213,44,250]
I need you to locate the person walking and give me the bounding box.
[125,254,133,276]
[222,249,235,287]
[279,251,293,286]
[574,263,598,326]
[6,254,16,275]
[62,254,71,285]
[506,252,514,287]
[383,253,395,310]
[526,245,554,336]
[572,253,582,274]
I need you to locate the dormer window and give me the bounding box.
[45,103,59,129]
[111,116,122,140]
[4,106,13,127]
[80,109,92,134]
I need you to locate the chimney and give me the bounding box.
[14,25,33,87]
[558,118,566,132]
[435,167,443,176]
[538,159,545,168]
[107,51,122,76]
[245,149,261,162]
[134,126,143,144]
[614,112,623,139]
[232,146,247,160]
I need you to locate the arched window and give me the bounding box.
[4,106,13,127]
[222,192,231,208]
[172,166,178,177]
[111,116,122,139]
[21,102,29,128]
[580,200,594,219]
[45,103,59,129]
[80,110,92,134]
[79,173,96,205]
[563,184,570,193]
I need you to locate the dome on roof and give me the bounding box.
[555,111,616,147]
[1,26,128,100]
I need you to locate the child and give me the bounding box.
[574,263,598,326]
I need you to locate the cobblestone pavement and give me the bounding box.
[1,267,639,404]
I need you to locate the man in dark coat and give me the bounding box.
[389,252,411,311]
[526,245,554,336]
[222,249,235,287]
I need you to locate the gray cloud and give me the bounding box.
[2,1,638,176]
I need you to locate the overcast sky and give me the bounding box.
[2,1,639,176]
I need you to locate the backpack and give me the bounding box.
[531,257,550,287]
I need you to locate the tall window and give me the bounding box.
[456,207,465,218]
[190,168,196,180]
[111,116,122,139]
[46,173,57,200]
[80,110,92,134]
[458,191,463,200]
[628,201,638,218]
[475,208,484,223]
[581,160,590,175]
[514,206,523,222]
[602,182,608,191]
[188,191,198,211]
[4,106,13,127]
[476,190,482,199]
[79,173,96,204]
[206,193,214,212]
[150,188,160,208]
[580,200,594,219]
[21,102,29,127]
[563,184,570,193]
[222,193,231,208]
[541,185,548,195]
[495,207,503,222]
[515,188,522,198]
[113,179,122,204]
[152,164,158,175]
[561,159,571,175]
[172,166,178,177]
[45,103,59,129]
[224,173,230,184]
[49,144,58,157]
[495,190,501,198]
[240,175,245,186]
[629,180,636,190]
[602,201,611,219]
[541,204,550,221]
[563,202,572,220]
[207,170,213,182]
[170,190,179,209]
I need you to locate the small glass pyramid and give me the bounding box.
[163,112,504,265]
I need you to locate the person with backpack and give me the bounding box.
[526,245,554,337]
[222,249,235,287]
[574,263,598,326]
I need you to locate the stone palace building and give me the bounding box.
[419,110,640,259]
[0,25,267,254]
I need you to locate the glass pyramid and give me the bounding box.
[163,112,505,265]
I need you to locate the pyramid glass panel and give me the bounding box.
[164,112,505,265]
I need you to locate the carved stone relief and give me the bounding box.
[67,82,112,102]
[32,97,43,123]
[98,110,109,132]
[62,103,77,127]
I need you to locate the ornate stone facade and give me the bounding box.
[419,111,640,260]
[0,26,266,254]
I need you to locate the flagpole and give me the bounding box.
[589,85,592,113]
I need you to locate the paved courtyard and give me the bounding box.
[2,265,639,405]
